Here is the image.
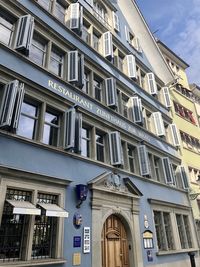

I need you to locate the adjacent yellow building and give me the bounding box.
[158,40,200,242]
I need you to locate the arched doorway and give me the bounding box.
[101,214,130,267]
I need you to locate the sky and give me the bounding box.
[136,0,200,86]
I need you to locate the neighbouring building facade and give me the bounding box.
[158,40,200,248]
[0,1,199,267]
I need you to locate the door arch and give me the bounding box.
[101,214,130,267]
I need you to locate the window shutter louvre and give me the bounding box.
[15,15,34,56]
[108,131,123,166]
[102,31,113,59]
[68,51,78,82]
[64,108,76,149]
[170,124,180,146]
[162,157,174,184]
[137,145,150,176]
[112,12,120,32]
[152,112,165,136]
[126,55,137,79]
[129,96,143,124]
[125,25,130,43]
[0,80,19,128]
[146,73,157,95]
[74,113,82,153]
[12,83,25,129]
[179,166,189,189]
[105,78,118,108]
[162,87,171,107]
[69,3,82,35]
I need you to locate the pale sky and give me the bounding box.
[136,0,200,86]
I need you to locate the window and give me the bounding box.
[37,0,52,11]
[17,99,38,139]
[83,71,90,94]
[54,0,67,23]
[92,30,100,52]
[93,75,103,102]
[43,108,60,146]
[121,94,129,118]
[176,214,192,249]
[0,10,15,46]
[81,126,91,157]
[29,33,47,66]
[93,1,108,26]
[127,145,136,173]
[173,102,196,124]
[96,131,105,162]
[32,193,58,259]
[153,156,162,182]
[0,189,31,262]
[154,211,174,251]
[49,46,64,77]
[82,21,90,45]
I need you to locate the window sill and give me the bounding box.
[0,258,66,267]
[156,248,198,256]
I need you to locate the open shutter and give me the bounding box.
[74,113,82,153]
[152,112,165,136]
[69,3,82,35]
[64,108,76,149]
[12,83,25,129]
[125,25,130,43]
[77,54,84,88]
[170,124,180,146]
[126,55,137,79]
[162,158,174,184]
[102,31,113,59]
[108,131,123,166]
[105,78,117,108]
[15,15,34,56]
[0,80,19,128]
[146,73,157,95]
[179,166,189,189]
[129,96,143,124]
[137,145,150,176]
[68,51,78,82]
[112,12,120,32]
[133,37,142,53]
[162,87,171,107]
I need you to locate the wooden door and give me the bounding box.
[102,215,129,267]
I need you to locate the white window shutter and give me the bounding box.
[105,78,118,108]
[69,3,82,35]
[112,12,120,32]
[146,73,157,95]
[103,31,113,59]
[74,112,82,153]
[152,112,165,136]
[64,107,76,149]
[108,131,123,166]
[68,51,78,82]
[15,15,34,56]
[12,83,25,129]
[162,157,174,184]
[0,80,19,128]
[162,87,171,107]
[137,145,150,176]
[125,25,130,43]
[126,55,137,79]
[170,124,180,147]
[129,96,143,124]
[179,166,189,189]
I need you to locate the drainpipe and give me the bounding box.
[188,252,196,267]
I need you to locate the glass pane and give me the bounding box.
[0,24,11,45]
[45,111,58,125]
[37,0,51,11]
[96,144,104,162]
[43,124,58,146]
[21,102,37,116]
[81,139,88,157]
[54,2,65,22]
[49,53,63,77]
[17,115,36,139]
[29,45,45,66]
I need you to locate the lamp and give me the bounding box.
[76,184,88,208]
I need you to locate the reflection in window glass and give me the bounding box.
[29,34,46,66]
[54,0,66,22]
[96,132,104,162]
[49,47,64,77]
[81,127,90,157]
[37,0,51,11]
[43,109,59,146]
[17,101,38,139]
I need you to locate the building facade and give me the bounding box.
[158,40,200,248]
[0,1,199,267]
